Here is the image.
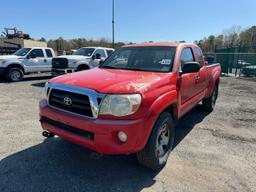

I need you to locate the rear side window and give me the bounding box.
[45,49,53,58]
[195,47,204,67]
[30,49,44,57]
[179,48,195,72]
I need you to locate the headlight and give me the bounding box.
[99,94,142,117]
[42,82,50,99]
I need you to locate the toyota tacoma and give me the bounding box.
[39,42,221,169]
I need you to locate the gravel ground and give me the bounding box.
[0,75,256,192]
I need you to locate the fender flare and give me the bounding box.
[5,63,25,73]
[74,61,91,71]
[136,90,178,150]
[205,71,220,98]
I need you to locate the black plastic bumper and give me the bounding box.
[51,68,74,76]
[0,67,5,77]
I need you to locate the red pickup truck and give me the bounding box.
[39,42,221,169]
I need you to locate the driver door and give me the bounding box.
[90,49,107,67]
[179,47,198,104]
[23,49,46,72]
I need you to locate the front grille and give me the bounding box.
[49,89,93,117]
[42,117,94,141]
[52,58,68,68]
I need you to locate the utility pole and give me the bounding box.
[112,0,115,49]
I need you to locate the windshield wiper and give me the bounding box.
[100,65,119,69]
[121,67,149,72]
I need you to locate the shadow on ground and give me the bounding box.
[31,81,47,88]
[0,106,210,192]
[0,75,52,84]
[174,105,210,148]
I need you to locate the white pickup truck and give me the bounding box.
[51,47,114,76]
[0,47,55,81]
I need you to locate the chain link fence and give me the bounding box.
[205,46,256,77]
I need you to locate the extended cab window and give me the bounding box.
[45,49,53,58]
[101,46,176,72]
[30,49,44,58]
[94,49,106,58]
[195,47,204,67]
[179,48,195,72]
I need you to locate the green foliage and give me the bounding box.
[38,37,46,42]
[46,37,125,52]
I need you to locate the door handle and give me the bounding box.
[44,59,47,62]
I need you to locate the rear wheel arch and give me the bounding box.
[215,77,220,88]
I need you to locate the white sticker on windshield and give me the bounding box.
[160,59,172,65]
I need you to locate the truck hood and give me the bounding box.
[0,55,19,60]
[50,68,173,94]
[56,55,90,61]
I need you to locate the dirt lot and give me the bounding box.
[0,75,256,192]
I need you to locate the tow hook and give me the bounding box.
[42,131,55,138]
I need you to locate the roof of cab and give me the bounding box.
[81,47,115,50]
[123,42,195,48]
[25,47,52,49]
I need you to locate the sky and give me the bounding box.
[1,0,256,43]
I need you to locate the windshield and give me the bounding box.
[73,48,95,56]
[14,48,31,56]
[100,46,176,72]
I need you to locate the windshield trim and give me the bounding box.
[73,48,95,56]
[14,48,32,56]
[100,46,176,73]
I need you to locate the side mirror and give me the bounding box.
[92,53,101,60]
[182,62,200,74]
[95,53,101,60]
[29,52,37,59]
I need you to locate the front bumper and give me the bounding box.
[51,68,75,76]
[39,99,156,154]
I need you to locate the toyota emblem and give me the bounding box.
[63,97,72,106]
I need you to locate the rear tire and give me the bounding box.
[137,112,175,170]
[6,67,24,82]
[202,85,218,111]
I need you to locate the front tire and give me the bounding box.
[6,68,24,82]
[77,65,89,71]
[137,112,175,170]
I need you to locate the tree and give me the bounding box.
[194,25,256,52]
[39,37,46,42]
[223,25,241,47]
[239,26,256,46]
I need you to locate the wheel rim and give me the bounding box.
[10,70,21,81]
[156,123,170,157]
